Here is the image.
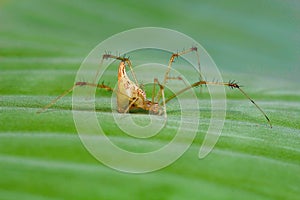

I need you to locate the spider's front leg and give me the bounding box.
[37,82,113,113]
[164,80,272,128]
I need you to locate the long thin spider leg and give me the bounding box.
[93,55,106,84]
[160,84,167,119]
[37,81,130,113]
[163,47,198,86]
[236,86,271,128]
[157,47,202,102]
[154,78,167,118]
[152,78,157,104]
[194,46,204,93]
[166,76,188,87]
[164,80,272,128]
[123,98,138,114]
[124,59,139,87]
[194,47,203,81]
[37,85,77,114]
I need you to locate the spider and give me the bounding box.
[37,47,272,128]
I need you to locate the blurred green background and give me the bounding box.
[0,0,299,199]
